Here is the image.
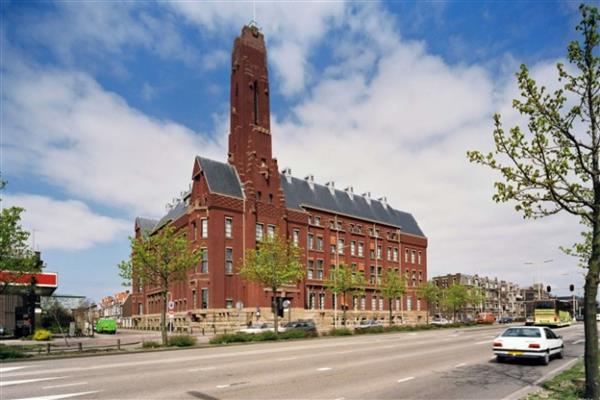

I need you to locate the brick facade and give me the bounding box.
[131,25,428,329]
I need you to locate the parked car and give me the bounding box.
[596,313,600,322]
[476,313,496,324]
[493,326,563,365]
[239,323,274,334]
[355,319,383,331]
[576,315,584,322]
[95,318,117,334]
[525,316,535,326]
[498,316,514,324]
[430,317,450,325]
[0,325,4,336]
[279,320,317,334]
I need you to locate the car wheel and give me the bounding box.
[497,355,505,363]
[557,348,564,359]
[541,352,550,365]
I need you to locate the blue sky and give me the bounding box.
[1,1,590,301]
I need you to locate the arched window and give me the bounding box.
[253,80,259,125]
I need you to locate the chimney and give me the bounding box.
[362,191,371,204]
[283,167,292,183]
[325,181,335,195]
[378,196,388,207]
[305,174,314,189]
[345,186,354,199]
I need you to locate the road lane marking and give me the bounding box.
[188,366,217,372]
[43,382,88,390]
[1,377,69,387]
[317,367,332,371]
[409,333,417,336]
[216,384,230,389]
[12,391,99,400]
[454,363,467,368]
[0,366,28,373]
[475,340,490,345]
[397,377,415,383]
[572,339,584,344]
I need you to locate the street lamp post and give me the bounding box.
[524,259,553,299]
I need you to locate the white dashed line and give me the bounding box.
[1,377,69,387]
[475,340,491,345]
[42,382,88,390]
[188,366,217,372]
[0,366,28,373]
[216,384,230,389]
[573,339,584,344]
[277,357,298,361]
[397,376,415,383]
[12,391,99,400]
[317,367,332,371]
[454,363,467,368]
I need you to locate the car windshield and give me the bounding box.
[501,328,541,338]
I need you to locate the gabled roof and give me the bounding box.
[135,217,158,237]
[280,175,426,237]
[196,156,244,199]
[154,200,188,231]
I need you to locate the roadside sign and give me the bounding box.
[168,301,175,311]
[282,300,291,309]
[236,300,244,311]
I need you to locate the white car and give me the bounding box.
[493,326,563,365]
[239,323,274,334]
[430,317,450,325]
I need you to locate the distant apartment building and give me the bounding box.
[431,273,523,320]
[99,291,132,327]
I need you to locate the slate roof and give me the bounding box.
[280,176,425,237]
[196,156,244,198]
[145,157,425,238]
[135,217,158,237]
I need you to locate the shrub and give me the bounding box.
[279,330,317,339]
[0,344,29,359]
[168,335,197,347]
[32,329,52,341]
[254,331,278,341]
[210,332,254,344]
[142,340,161,349]
[354,326,386,335]
[328,328,353,336]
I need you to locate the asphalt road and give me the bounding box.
[0,323,586,400]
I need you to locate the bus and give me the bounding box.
[533,300,572,327]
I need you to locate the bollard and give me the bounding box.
[78,342,83,352]
[46,343,51,354]
[117,339,121,351]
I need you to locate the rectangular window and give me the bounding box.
[407,297,412,311]
[387,247,391,261]
[201,288,209,309]
[225,248,233,274]
[308,234,314,250]
[411,250,416,264]
[307,260,314,279]
[256,224,264,241]
[370,249,375,260]
[331,244,336,254]
[201,248,208,273]
[225,217,233,238]
[377,267,382,285]
[316,260,324,280]
[370,266,376,284]
[201,218,208,238]
[316,236,323,251]
[395,298,400,311]
[371,297,377,311]
[418,251,422,265]
[405,249,409,263]
[417,299,421,311]
[314,216,321,226]
[350,241,356,256]
[377,245,382,260]
[358,242,364,257]
[393,248,399,262]
[361,296,366,311]
[338,238,344,255]
[226,299,233,309]
[267,224,276,238]
[293,229,300,246]
[379,298,384,310]
[309,293,316,310]
[192,290,197,309]
[319,293,325,310]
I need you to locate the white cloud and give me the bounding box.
[3,61,225,218]
[3,194,129,251]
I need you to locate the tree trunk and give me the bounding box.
[389,299,393,327]
[342,292,347,326]
[272,292,279,335]
[161,290,168,346]
[584,213,600,399]
[453,305,456,323]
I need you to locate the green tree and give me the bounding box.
[118,225,201,345]
[416,281,440,324]
[468,287,486,314]
[0,181,39,294]
[239,233,304,334]
[467,5,599,397]
[380,269,407,326]
[327,263,367,326]
[443,284,470,322]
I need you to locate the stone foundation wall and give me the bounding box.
[130,308,429,334]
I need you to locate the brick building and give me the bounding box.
[131,25,427,329]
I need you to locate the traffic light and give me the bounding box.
[570,284,575,292]
[546,285,551,293]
